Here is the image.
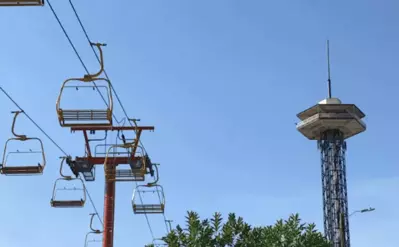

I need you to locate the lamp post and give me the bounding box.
[340,207,375,247]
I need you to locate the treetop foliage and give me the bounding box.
[146,211,329,247]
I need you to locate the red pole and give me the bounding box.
[103,164,116,247]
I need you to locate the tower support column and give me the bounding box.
[318,130,350,247]
[103,164,116,247]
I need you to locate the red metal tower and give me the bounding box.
[68,125,155,247]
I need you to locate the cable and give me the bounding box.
[0,86,103,226]
[117,116,156,240]
[81,176,104,226]
[68,0,171,235]
[128,121,170,234]
[0,87,68,156]
[112,132,155,239]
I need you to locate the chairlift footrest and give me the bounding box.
[0,0,44,6]
[111,169,145,181]
[51,200,85,208]
[58,109,112,126]
[133,204,165,214]
[0,166,43,175]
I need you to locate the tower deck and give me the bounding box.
[296,98,366,140]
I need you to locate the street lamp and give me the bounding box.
[340,207,375,247]
[349,207,375,217]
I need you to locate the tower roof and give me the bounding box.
[297,99,366,121]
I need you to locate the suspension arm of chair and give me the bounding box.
[147,163,160,187]
[83,43,107,81]
[89,213,102,233]
[10,111,27,140]
[59,156,72,179]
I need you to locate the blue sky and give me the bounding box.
[0,0,398,246]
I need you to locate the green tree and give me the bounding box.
[147,211,329,247]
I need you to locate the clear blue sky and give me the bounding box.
[0,0,398,246]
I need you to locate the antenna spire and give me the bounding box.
[327,40,332,98]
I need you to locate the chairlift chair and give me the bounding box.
[84,213,102,247]
[50,157,86,208]
[0,0,44,6]
[0,111,45,175]
[132,184,165,214]
[56,43,113,127]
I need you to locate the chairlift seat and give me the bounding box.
[58,109,112,127]
[133,204,165,214]
[0,164,43,175]
[0,0,44,6]
[51,199,85,208]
